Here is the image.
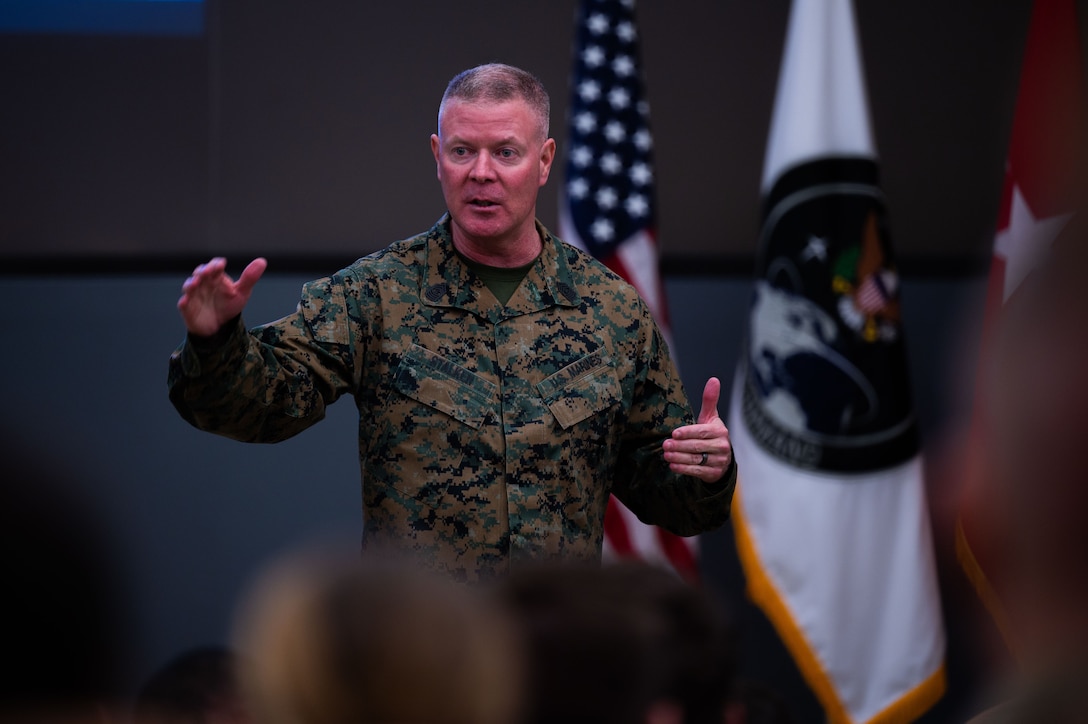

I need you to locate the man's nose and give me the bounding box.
[469,153,496,181]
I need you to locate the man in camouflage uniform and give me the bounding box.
[169,63,735,581]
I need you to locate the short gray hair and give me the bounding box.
[438,63,551,141]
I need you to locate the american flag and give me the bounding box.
[855,272,894,314]
[559,0,698,581]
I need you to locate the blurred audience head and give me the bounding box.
[233,547,523,724]
[0,436,126,723]
[132,646,249,724]
[497,562,735,724]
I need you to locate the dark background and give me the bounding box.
[3,0,1077,266]
[2,1,1079,721]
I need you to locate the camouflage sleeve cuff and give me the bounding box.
[175,315,248,378]
[188,314,243,350]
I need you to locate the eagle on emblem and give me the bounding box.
[831,211,902,343]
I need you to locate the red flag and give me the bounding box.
[957,0,1085,647]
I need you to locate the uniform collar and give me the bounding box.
[422,214,582,320]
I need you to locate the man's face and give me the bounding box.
[431,98,556,248]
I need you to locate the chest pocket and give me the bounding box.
[392,344,497,429]
[537,353,622,429]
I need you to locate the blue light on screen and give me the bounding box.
[0,0,205,36]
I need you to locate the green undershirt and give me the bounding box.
[457,251,538,306]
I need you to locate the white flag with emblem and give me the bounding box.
[728,0,946,721]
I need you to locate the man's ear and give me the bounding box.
[538,137,557,186]
[430,134,442,179]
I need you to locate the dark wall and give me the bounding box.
[0,32,210,256]
[0,0,1061,264]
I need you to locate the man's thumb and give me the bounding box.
[698,377,721,424]
[236,257,268,296]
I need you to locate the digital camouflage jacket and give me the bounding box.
[169,216,735,581]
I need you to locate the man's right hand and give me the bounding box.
[178,257,267,337]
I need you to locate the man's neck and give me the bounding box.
[451,224,543,268]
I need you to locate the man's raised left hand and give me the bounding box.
[663,377,733,483]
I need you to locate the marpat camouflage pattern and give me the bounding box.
[169,216,734,581]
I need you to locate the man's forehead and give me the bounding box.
[439,99,542,135]
[442,98,532,119]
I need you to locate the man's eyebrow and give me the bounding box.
[445,135,525,147]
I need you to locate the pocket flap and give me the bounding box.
[393,344,497,429]
[537,353,621,429]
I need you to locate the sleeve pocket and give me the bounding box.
[537,353,622,429]
[299,275,348,344]
[393,344,498,429]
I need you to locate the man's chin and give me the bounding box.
[453,216,510,242]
